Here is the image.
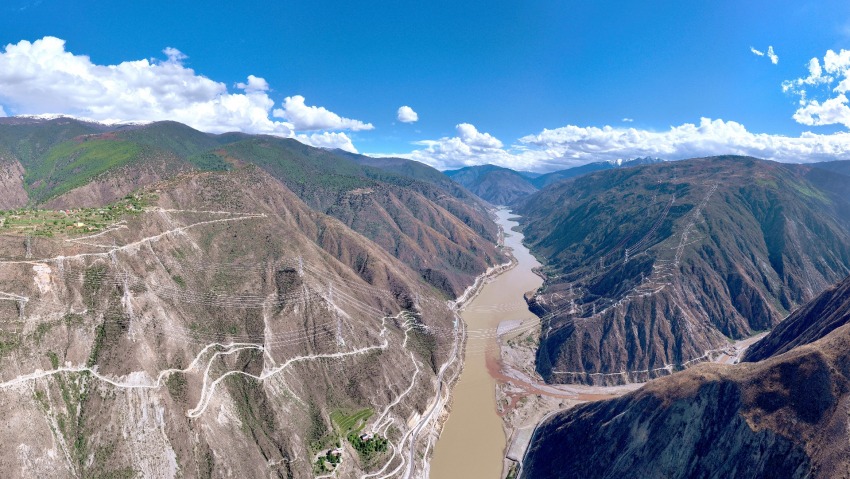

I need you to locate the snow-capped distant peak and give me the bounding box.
[15,114,152,127]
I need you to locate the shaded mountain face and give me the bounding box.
[442,158,664,205]
[743,274,850,362]
[444,164,539,205]
[0,118,502,298]
[522,274,850,479]
[810,159,850,177]
[518,156,850,385]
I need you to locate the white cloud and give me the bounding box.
[516,118,850,164]
[162,47,187,63]
[622,117,634,122]
[236,74,269,93]
[272,95,373,131]
[397,105,418,123]
[398,123,514,170]
[785,48,850,128]
[793,94,850,127]
[393,118,850,172]
[296,131,358,153]
[456,123,503,148]
[0,105,5,117]
[767,46,778,64]
[0,36,372,151]
[751,45,778,64]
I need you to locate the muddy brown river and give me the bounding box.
[430,209,543,479]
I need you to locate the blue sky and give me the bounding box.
[2,1,850,171]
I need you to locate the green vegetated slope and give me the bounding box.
[0,119,204,204]
[0,117,107,169]
[0,118,501,299]
[25,138,145,200]
[518,156,850,385]
[809,159,850,177]
[444,164,539,205]
[522,273,850,479]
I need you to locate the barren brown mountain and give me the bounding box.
[0,118,499,478]
[519,156,850,385]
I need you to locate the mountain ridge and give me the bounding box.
[0,117,502,297]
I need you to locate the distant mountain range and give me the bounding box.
[443,157,664,205]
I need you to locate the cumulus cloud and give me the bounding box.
[296,131,357,153]
[751,46,778,64]
[784,48,850,128]
[393,118,850,171]
[399,123,514,170]
[622,117,634,122]
[516,118,849,164]
[455,123,503,148]
[397,105,418,123]
[272,95,373,131]
[0,105,5,117]
[236,75,269,93]
[0,36,372,152]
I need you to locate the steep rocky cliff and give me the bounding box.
[0,159,27,209]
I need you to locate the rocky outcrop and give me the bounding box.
[0,159,27,208]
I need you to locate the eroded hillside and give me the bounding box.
[519,156,850,384]
[0,119,502,478]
